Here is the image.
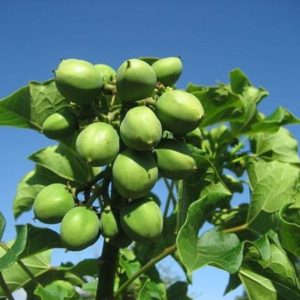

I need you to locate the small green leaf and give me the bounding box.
[34,280,76,300]
[250,107,300,133]
[13,165,67,219]
[246,158,299,232]
[224,274,241,295]
[29,143,95,185]
[60,259,98,278]
[230,68,251,94]
[137,279,166,300]
[0,212,5,241]
[250,127,300,163]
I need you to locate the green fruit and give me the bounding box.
[94,64,116,84]
[76,122,119,166]
[154,139,196,179]
[60,207,100,251]
[42,110,76,140]
[100,207,119,238]
[54,59,103,105]
[156,90,204,135]
[120,197,163,243]
[120,106,162,151]
[33,183,75,224]
[116,58,157,102]
[112,149,158,200]
[152,57,183,86]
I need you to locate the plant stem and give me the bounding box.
[163,179,176,218]
[0,271,14,300]
[96,241,119,300]
[115,244,177,298]
[223,223,248,233]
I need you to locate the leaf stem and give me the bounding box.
[0,271,14,300]
[223,223,248,233]
[96,241,119,300]
[115,244,177,298]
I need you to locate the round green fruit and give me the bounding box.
[154,139,196,180]
[42,110,76,140]
[120,106,162,151]
[152,57,183,86]
[94,64,116,84]
[100,207,119,238]
[112,149,158,200]
[120,197,163,243]
[156,90,204,135]
[116,58,157,102]
[54,58,103,105]
[33,183,75,224]
[76,122,119,166]
[46,280,76,299]
[60,207,100,251]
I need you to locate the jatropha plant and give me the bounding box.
[0,55,300,300]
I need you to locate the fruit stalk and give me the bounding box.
[97,241,119,300]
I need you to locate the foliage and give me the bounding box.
[0,57,299,300]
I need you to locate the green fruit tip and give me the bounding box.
[126,60,131,69]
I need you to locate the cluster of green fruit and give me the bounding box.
[33,56,204,251]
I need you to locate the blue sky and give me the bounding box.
[0,1,300,299]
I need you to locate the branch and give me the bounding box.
[96,241,119,300]
[115,244,176,298]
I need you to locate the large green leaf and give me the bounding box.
[0,212,5,241]
[278,202,300,257]
[246,158,299,232]
[176,182,234,273]
[13,165,68,219]
[239,267,278,300]
[0,80,67,130]
[29,143,95,185]
[0,247,51,296]
[250,127,300,163]
[166,281,191,300]
[137,279,166,300]
[0,224,62,272]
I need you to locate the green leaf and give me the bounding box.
[246,158,299,232]
[0,247,51,296]
[59,259,98,278]
[0,86,33,128]
[250,107,300,133]
[29,143,95,185]
[166,281,191,300]
[176,182,234,273]
[137,279,166,300]
[0,80,67,130]
[278,202,300,257]
[246,234,271,262]
[239,267,278,300]
[230,68,251,94]
[34,280,77,300]
[0,224,62,272]
[0,212,5,241]
[195,229,243,273]
[28,80,68,127]
[190,84,245,127]
[224,274,241,295]
[250,127,300,163]
[13,165,68,219]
